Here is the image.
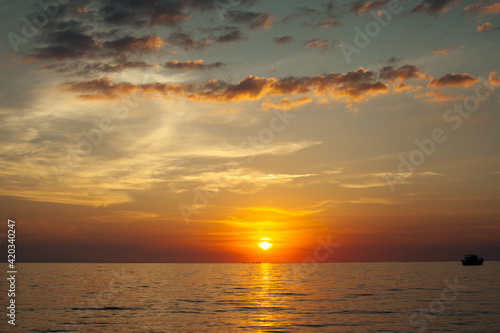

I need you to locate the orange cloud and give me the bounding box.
[464,3,500,15]
[427,73,479,88]
[306,39,330,48]
[193,75,273,102]
[104,35,163,52]
[477,22,492,31]
[351,0,388,13]
[261,97,312,111]
[415,89,465,103]
[215,109,238,114]
[487,71,500,88]
[346,103,359,113]
[395,82,422,92]
[396,82,411,92]
[432,48,451,55]
[61,68,391,103]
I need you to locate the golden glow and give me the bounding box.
[259,238,273,250]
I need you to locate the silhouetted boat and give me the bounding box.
[461,254,483,266]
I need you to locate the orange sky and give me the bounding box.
[1,0,500,262]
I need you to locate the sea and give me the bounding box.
[1,262,499,332]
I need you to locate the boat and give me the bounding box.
[461,254,484,266]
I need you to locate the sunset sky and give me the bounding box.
[1,0,499,263]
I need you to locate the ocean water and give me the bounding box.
[1,262,499,332]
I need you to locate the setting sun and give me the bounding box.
[259,238,273,250]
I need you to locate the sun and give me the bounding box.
[258,238,273,250]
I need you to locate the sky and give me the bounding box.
[0,0,499,263]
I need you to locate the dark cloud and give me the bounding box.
[273,36,294,45]
[428,73,479,87]
[97,0,264,28]
[280,7,318,24]
[20,0,258,74]
[99,5,148,27]
[223,10,273,29]
[62,78,140,100]
[166,31,210,50]
[165,60,226,70]
[379,65,427,81]
[28,32,163,63]
[99,0,191,27]
[30,29,102,60]
[385,57,402,65]
[283,1,343,29]
[39,56,154,75]
[410,0,460,16]
[29,46,87,61]
[324,0,342,18]
[215,29,247,43]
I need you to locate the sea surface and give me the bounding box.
[1,262,499,332]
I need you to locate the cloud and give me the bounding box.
[273,36,294,45]
[395,82,422,92]
[427,73,479,87]
[193,75,271,101]
[165,60,226,70]
[39,56,155,75]
[99,0,192,27]
[351,0,389,14]
[432,48,451,55]
[463,3,500,15]
[477,22,493,31]
[378,65,429,81]
[243,206,322,217]
[346,103,359,112]
[62,66,485,104]
[303,19,343,28]
[30,34,163,62]
[487,71,500,88]
[215,109,238,114]
[415,89,466,103]
[104,35,164,52]
[28,29,102,61]
[62,68,389,103]
[305,39,331,49]
[215,29,248,43]
[28,46,90,61]
[410,0,460,16]
[50,29,102,51]
[166,31,210,50]
[179,168,315,195]
[224,10,274,29]
[261,97,312,111]
[62,78,140,100]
